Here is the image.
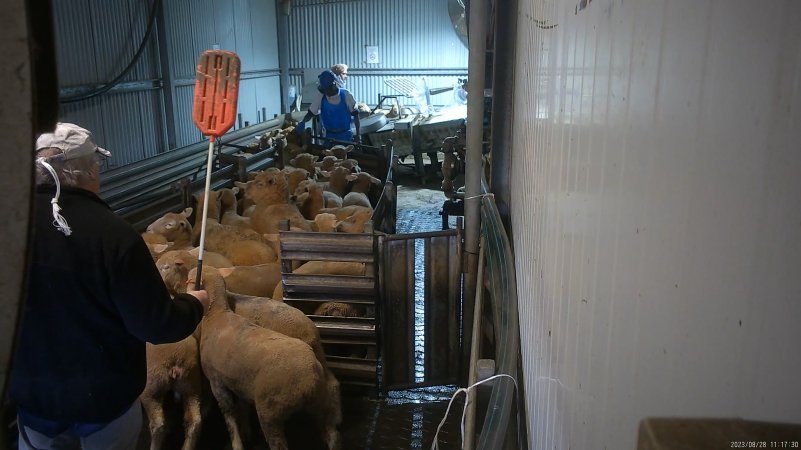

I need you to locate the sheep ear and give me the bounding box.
[183,207,193,218]
[346,174,357,181]
[371,175,382,185]
[234,181,247,189]
[231,186,240,195]
[152,243,171,255]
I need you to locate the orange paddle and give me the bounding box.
[191,50,241,289]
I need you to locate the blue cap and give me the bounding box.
[318,70,338,92]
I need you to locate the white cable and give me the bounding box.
[430,373,519,450]
[36,157,72,236]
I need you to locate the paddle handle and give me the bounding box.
[195,138,215,290]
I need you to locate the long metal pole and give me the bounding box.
[276,3,291,114]
[462,0,488,383]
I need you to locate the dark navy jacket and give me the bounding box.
[9,185,203,424]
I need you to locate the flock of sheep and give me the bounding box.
[138,131,383,450]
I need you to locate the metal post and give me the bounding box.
[276,4,291,114]
[489,0,518,234]
[462,0,488,384]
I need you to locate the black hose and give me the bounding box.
[60,0,162,104]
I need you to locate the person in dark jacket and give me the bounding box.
[297,69,361,143]
[9,122,209,450]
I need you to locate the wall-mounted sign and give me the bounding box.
[365,46,379,64]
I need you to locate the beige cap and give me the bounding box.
[35,122,111,162]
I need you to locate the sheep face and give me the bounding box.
[156,254,190,296]
[237,168,289,206]
[147,208,193,243]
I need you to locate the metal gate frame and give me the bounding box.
[378,219,464,392]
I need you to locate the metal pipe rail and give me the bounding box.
[99,116,289,230]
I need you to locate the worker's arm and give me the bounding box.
[352,110,361,136]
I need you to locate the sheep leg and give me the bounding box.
[179,394,202,450]
[177,369,203,450]
[254,407,288,450]
[310,404,341,450]
[208,380,245,450]
[140,394,167,450]
[325,372,343,427]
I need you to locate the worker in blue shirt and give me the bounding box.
[297,69,360,143]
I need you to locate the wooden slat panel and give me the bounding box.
[327,357,379,380]
[284,297,376,305]
[380,238,416,390]
[425,235,461,382]
[279,251,374,263]
[282,274,375,296]
[279,233,373,251]
[321,337,378,346]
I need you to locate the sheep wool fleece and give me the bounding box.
[9,185,204,426]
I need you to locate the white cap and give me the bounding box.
[35,122,111,161]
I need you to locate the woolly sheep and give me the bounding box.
[196,270,340,450]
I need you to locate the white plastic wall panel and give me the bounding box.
[286,0,468,105]
[510,1,801,449]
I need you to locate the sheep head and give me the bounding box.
[146,208,193,243]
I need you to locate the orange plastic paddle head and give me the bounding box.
[192,50,241,141]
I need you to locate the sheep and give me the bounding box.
[335,158,361,173]
[323,145,353,161]
[335,207,373,233]
[342,191,372,209]
[287,153,318,177]
[312,302,364,317]
[282,167,311,193]
[190,191,222,244]
[218,187,252,230]
[319,166,352,198]
[197,219,277,266]
[317,205,374,233]
[312,213,339,232]
[141,336,203,450]
[347,172,382,195]
[216,263,281,297]
[195,270,340,450]
[143,232,174,262]
[315,155,339,171]
[141,254,208,450]
[146,209,194,250]
[292,181,326,220]
[295,179,343,209]
[155,249,233,296]
[226,292,342,429]
[318,205,373,221]
[236,168,313,234]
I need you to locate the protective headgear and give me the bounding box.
[317,70,338,93]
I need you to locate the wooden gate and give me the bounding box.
[378,221,464,391]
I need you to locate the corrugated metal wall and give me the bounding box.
[510,0,801,448]
[52,0,281,168]
[286,0,468,107]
